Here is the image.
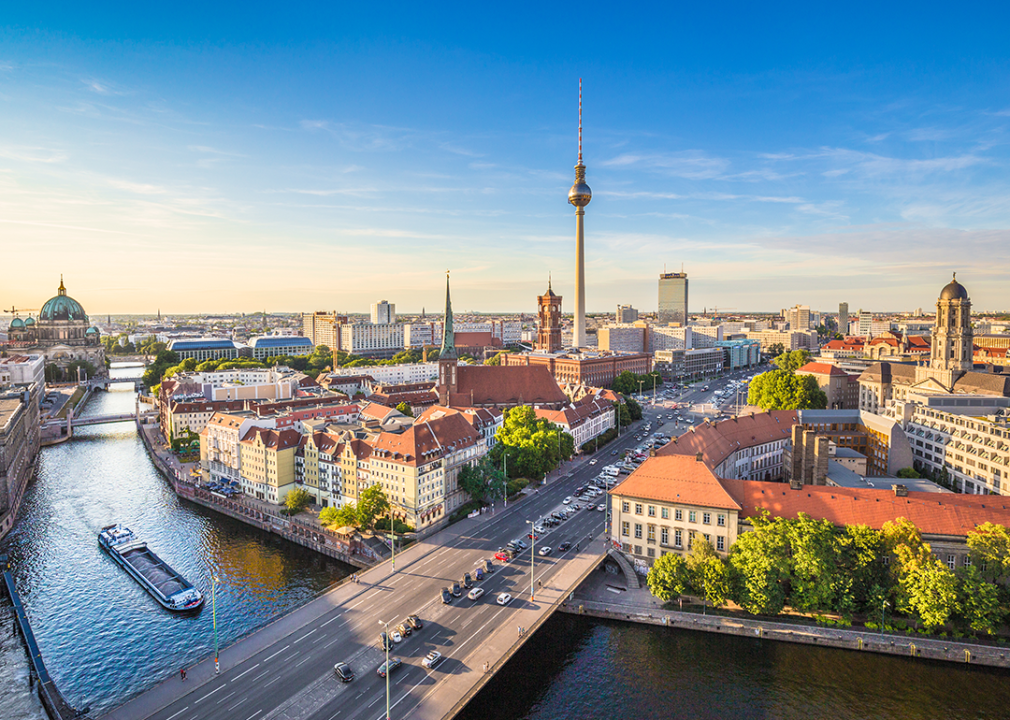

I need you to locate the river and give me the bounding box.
[3,366,1010,720]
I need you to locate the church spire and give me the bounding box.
[440,270,458,360]
[58,274,66,296]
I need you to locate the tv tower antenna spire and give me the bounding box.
[578,78,583,165]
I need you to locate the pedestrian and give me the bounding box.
[180,668,186,681]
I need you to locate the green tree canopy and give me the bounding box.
[357,484,391,531]
[771,349,812,372]
[728,512,791,615]
[747,370,827,410]
[457,456,507,504]
[284,487,313,514]
[491,406,573,479]
[395,402,414,417]
[647,553,692,602]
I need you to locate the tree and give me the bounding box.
[728,512,791,615]
[903,553,958,631]
[625,396,643,421]
[357,485,391,531]
[142,349,180,388]
[772,349,812,372]
[320,503,361,529]
[786,514,845,614]
[457,456,506,504]
[896,467,922,479]
[697,556,730,608]
[484,351,505,366]
[395,402,414,417]
[616,402,632,429]
[966,522,1010,586]
[881,517,934,617]
[767,342,785,358]
[838,524,889,616]
[492,406,572,479]
[284,487,313,514]
[647,553,692,603]
[747,370,827,410]
[956,565,1003,635]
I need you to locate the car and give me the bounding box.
[440,587,452,604]
[563,496,572,504]
[480,559,494,573]
[597,503,606,512]
[585,504,594,511]
[527,532,539,540]
[468,587,485,601]
[451,582,462,597]
[497,592,513,605]
[390,629,403,644]
[589,459,598,465]
[407,614,423,630]
[422,651,444,669]
[334,662,354,683]
[396,622,411,637]
[462,572,473,589]
[539,546,553,556]
[494,551,510,562]
[515,539,528,550]
[474,567,485,581]
[558,541,572,551]
[377,657,402,678]
[380,632,392,651]
[611,450,618,455]
[572,503,582,511]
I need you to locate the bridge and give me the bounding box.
[72,410,158,428]
[98,428,648,720]
[89,376,145,392]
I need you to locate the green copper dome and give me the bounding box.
[86,326,99,335]
[24,316,35,326]
[9,317,24,330]
[39,277,88,323]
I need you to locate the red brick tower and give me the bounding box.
[537,276,562,353]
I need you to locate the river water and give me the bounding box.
[4,365,1010,720]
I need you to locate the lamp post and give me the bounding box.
[526,520,536,602]
[503,453,508,509]
[212,574,220,674]
[378,619,390,720]
[881,600,888,636]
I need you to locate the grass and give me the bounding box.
[57,387,86,419]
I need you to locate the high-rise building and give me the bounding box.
[784,305,811,330]
[536,279,562,353]
[371,300,396,325]
[302,312,347,349]
[568,80,592,348]
[616,305,638,323]
[658,272,688,326]
[838,302,848,335]
[857,311,873,337]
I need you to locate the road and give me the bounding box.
[119,418,653,720]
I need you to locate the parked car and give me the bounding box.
[390,629,403,644]
[468,587,485,601]
[497,592,513,605]
[334,662,354,683]
[440,587,452,604]
[462,572,473,589]
[451,582,462,597]
[563,496,572,504]
[494,550,510,562]
[481,559,494,574]
[380,632,392,651]
[474,567,485,581]
[422,651,444,669]
[377,657,402,678]
[396,622,411,637]
[407,614,423,630]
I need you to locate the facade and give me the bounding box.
[0,362,42,540]
[838,303,848,334]
[649,325,692,352]
[536,281,563,353]
[248,335,313,360]
[340,323,404,358]
[500,350,651,389]
[371,301,396,325]
[321,362,439,386]
[534,391,616,451]
[301,312,348,349]
[296,431,347,508]
[597,325,645,353]
[238,427,302,503]
[787,408,914,478]
[616,305,639,323]
[796,362,859,409]
[167,338,245,361]
[200,411,271,486]
[653,347,724,379]
[745,329,817,352]
[857,311,873,337]
[611,454,740,564]
[657,272,689,327]
[5,278,105,373]
[715,339,762,370]
[784,305,811,330]
[690,325,724,348]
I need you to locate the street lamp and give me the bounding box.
[385,511,397,572]
[212,574,220,674]
[881,600,888,636]
[378,619,390,720]
[526,520,536,602]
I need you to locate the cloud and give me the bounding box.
[83,79,125,96]
[601,150,730,179]
[106,179,167,195]
[0,219,138,235]
[0,146,67,163]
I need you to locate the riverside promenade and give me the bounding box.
[562,561,1010,670]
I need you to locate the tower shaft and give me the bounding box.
[573,208,586,347]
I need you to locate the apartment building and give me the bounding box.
[200,411,274,485]
[248,335,313,360]
[340,323,405,358]
[238,427,302,503]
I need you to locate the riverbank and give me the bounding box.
[562,561,1010,669]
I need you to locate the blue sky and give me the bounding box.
[2,4,1010,315]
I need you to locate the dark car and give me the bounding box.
[377,657,402,678]
[482,559,494,573]
[440,587,452,604]
[558,541,572,551]
[474,567,485,581]
[462,572,473,589]
[451,582,462,597]
[407,614,423,630]
[380,632,392,651]
[396,622,411,637]
[334,662,354,683]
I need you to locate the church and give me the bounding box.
[6,277,106,377]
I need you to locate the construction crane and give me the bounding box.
[5,305,39,317]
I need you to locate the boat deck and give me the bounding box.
[120,543,188,599]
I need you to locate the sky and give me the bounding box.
[2,4,1010,316]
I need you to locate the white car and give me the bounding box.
[390,630,403,644]
[563,496,572,504]
[468,587,485,601]
[422,651,444,669]
[597,503,606,512]
[539,546,553,556]
[497,592,513,605]
[589,459,598,465]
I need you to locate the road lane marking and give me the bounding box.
[216,691,236,705]
[321,614,342,627]
[263,675,283,687]
[367,694,382,708]
[347,599,364,609]
[245,711,262,720]
[251,669,270,683]
[227,698,246,711]
[323,635,343,649]
[262,643,290,662]
[300,628,317,640]
[164,707,189,720]
[231,663,260,682]
[295,655,313,668]
[195,686,224,703]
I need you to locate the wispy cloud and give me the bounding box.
[601,150,730,179]
[0,146,67,163]
[0,218,138,235]
[83,78,125,96]
[106,178,167,195]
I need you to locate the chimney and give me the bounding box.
[649,448,656,457]
[695,452,704,462]
[893,484,908,497]
[789,476,803,491]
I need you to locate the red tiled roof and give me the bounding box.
[658,410,798,469]
[372,412,479,467]
[449,365,567,407]
[797,362,849,377]
[240,427,301,450]
[722,479,1010,538]
[454,331,502,348]
[610,455,741,511]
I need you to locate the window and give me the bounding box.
[622,543,632,553]
[964,555,972,566]
[647,547,655,558]
[717,514,726,527]
[622,501,630,513]
[704,533,711,544]
[675,509,683,521]
[689,511,697,523]
[634,545,642,555]
[661,507,669,519]
[634,523,643,539]
[702,512,711,525]
[947,554,956,570]
[661,527,669,545]
[648,525,656,543]
[622,521,630,537]
[716,536,725,551]
[635,503,643,515]
[648,505,656,517]
[674,529,682,548]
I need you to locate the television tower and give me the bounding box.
[568,79,592,348]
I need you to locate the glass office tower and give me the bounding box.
[658,272,688,326]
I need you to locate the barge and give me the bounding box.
[99,525,204,611]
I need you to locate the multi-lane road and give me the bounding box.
[111,416,658,720]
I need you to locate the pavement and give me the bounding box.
[101,413,661,720]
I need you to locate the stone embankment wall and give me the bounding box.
[562,600,1010,669]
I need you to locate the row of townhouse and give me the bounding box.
[534,390,616,450]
